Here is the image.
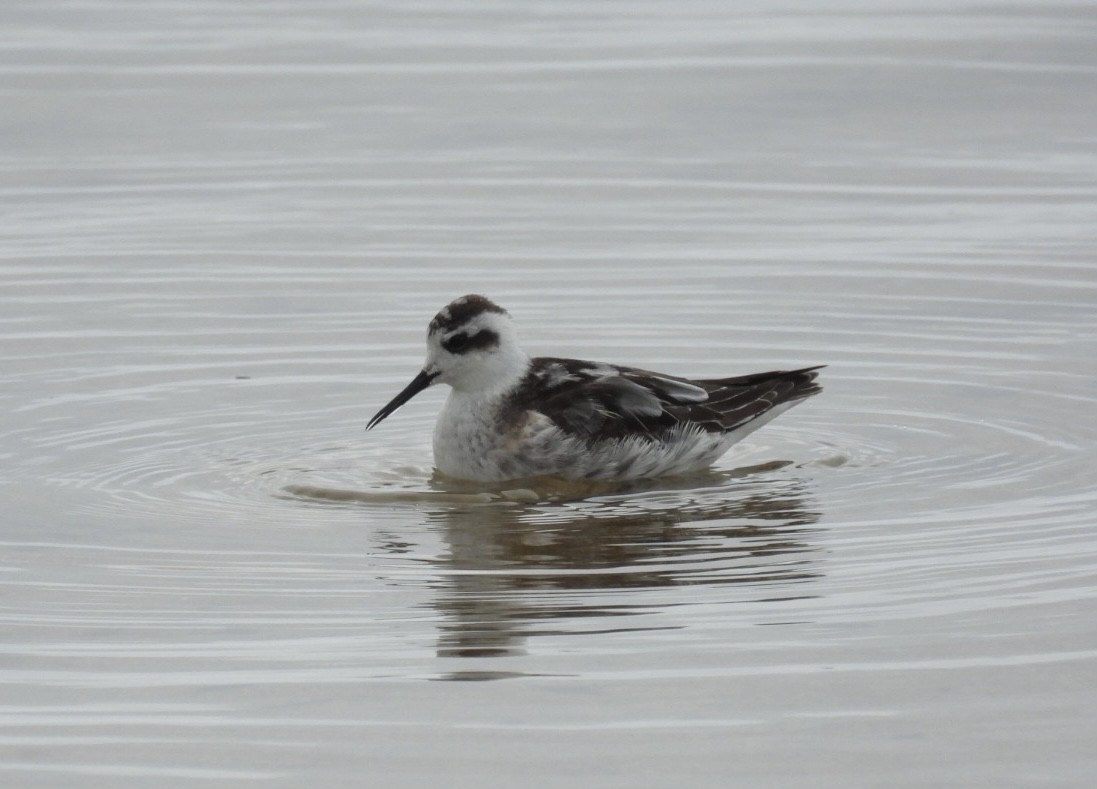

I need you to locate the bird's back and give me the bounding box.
[507,358,822,446]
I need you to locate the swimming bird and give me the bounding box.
[367,295,822,482]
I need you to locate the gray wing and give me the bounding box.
[512,358,822,443]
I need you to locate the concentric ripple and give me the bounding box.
[3,253,1095,612]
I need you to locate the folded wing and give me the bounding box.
[513,357,822,443]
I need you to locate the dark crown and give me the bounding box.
[428,294,507,335]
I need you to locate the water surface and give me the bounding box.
[2,1,1096,787]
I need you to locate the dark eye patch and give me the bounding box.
[442,332,469,353]
[442,329,500,354]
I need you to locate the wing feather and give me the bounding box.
[509,358,822,444]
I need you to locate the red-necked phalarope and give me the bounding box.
[367,295,823,482]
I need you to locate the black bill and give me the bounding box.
[366,369,438,430]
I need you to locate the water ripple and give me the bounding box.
[3,254,1093,620]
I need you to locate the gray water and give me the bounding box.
[3,2,1097,787]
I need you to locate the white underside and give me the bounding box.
[433,389,801,482]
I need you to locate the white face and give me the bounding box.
[424,311,524,392]
[366,296,527,431]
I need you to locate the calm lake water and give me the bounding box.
[3,1,1096,786]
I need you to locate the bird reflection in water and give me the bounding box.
[424,463,823,670]
[285,462,823,679]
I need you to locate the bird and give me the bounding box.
[366,294,822,482]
